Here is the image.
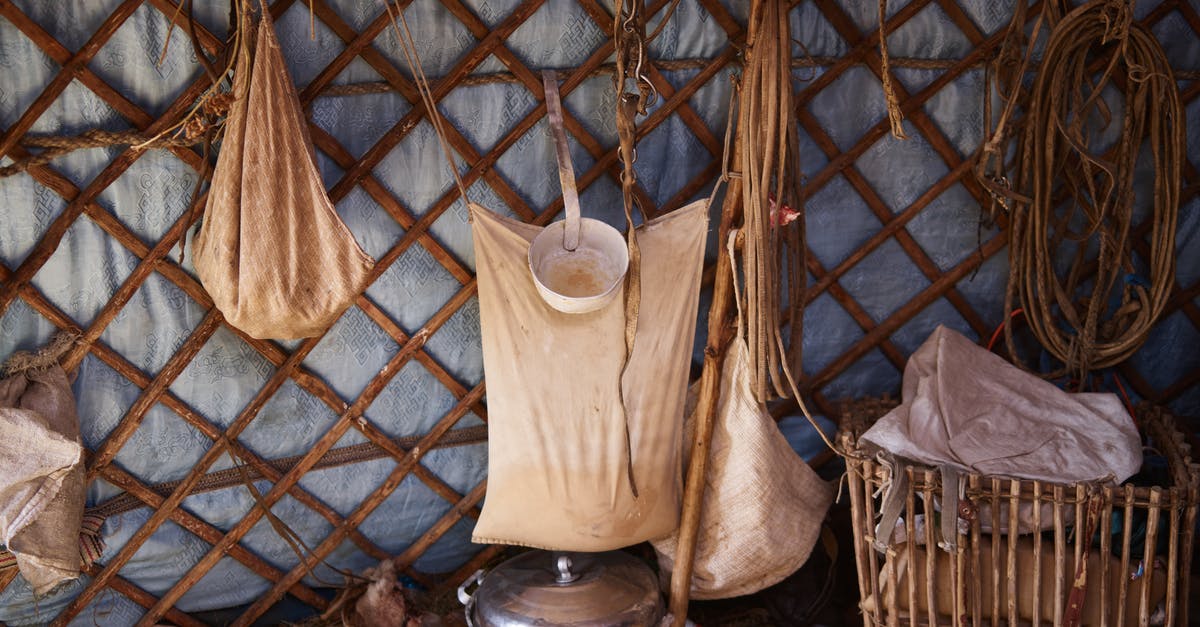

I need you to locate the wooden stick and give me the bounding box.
[1163,487,1179,627]
[1007,480,1020,626]
[989,477,1002,626]
[1053,484,1066,627]
[1099,487,1113,627]
[666,137,742,623]
[1117,484,1134,627]
[866,460,885,623]
[921,471,936,626]
[1180,475,1197,627]
[845,447,875,627]
[1139,488,1162,627]
[968,474,982,627]
[905,467,918,627]
[885,542,899,627]
[1033,481,1044,627]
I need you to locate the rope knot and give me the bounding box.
[1125,62,1152,84]
[1100,0,1132,45]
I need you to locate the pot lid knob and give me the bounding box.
[555,554,580,584]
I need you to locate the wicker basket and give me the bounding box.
[839,401,1199,627]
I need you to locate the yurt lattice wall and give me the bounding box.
[0,0,1197,623]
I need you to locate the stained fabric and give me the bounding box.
[193,4,374,340]
[470,200,708,551]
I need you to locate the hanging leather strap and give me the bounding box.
[613,0,649,498]
[937,465,962,552]
[614,94,643,498]
[872,454,910,551]
[541,72,581,251]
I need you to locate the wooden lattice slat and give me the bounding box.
[0,0,1196,623]
[90,565,209,627]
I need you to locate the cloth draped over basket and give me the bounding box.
[0,337,86,595]
[861,325,1142,483]
[469,201,708,551]
[192,2,373,340]
[861,325,1142,550]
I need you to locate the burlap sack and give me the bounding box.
[0,339,85,595]
[193,3,373,340]
[652,239,834,599]
[470,201,708,551]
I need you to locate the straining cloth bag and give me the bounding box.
[193,3,373,339]
[653,234,834,599]
[470,201,708,551]
[0,339,85,595]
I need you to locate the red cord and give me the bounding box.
[986,308,1024,352]
[1113,372,1138,428]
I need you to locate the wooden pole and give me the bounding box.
[667,140,743,622]
[669,1,760,617]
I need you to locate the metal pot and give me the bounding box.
[457,550,663,626]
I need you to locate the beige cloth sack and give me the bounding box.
[0,338,85,595]
[469,201,708,551]
[652,234,834,600]
[193,4,373,340]
[868,536,1167,626]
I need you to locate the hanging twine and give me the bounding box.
[878,0,908,139]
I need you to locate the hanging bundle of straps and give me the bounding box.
[737,0,807,403]
[612,0,658,406]
[976,0,1182,379]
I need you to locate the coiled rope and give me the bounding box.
[1006,0,1182,378]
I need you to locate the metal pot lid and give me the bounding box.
[468,550,662,627]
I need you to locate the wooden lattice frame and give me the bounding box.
[0,0,1197,624]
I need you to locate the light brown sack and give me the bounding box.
[193,2,373,340]
[0,337,85,595]
[469,201,708,551]
[652,233,834,600]
[868,535,1167,626]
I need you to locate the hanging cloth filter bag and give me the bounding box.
[193,0,374,340]
[469,74,709,551]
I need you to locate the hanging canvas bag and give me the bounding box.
[469,201,708,551]
[468,75,708,550]
[192,1,373,340]
[0,336,86,595]
[652,232,835,599]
